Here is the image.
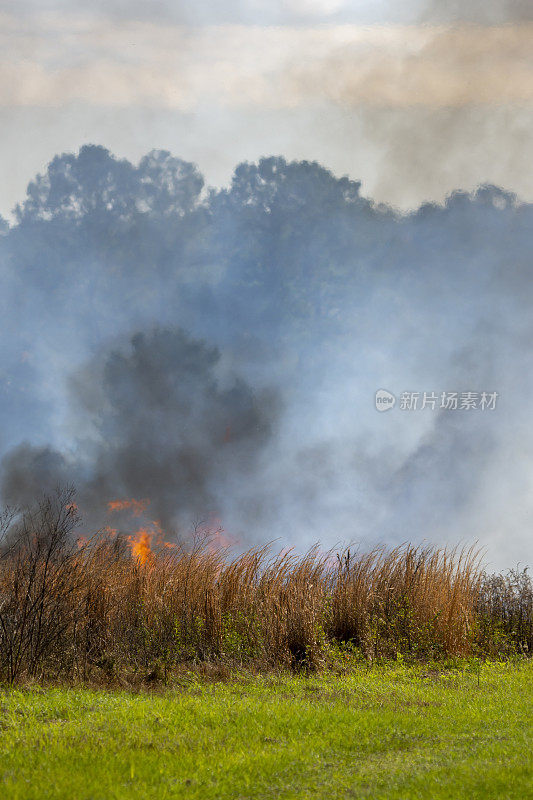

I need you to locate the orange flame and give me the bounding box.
[106,498,161,564]
[107,498,150,517]
[127,528,153,564]
[105,498,225,563]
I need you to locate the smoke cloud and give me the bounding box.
[0,146,532,566]
[2,327,277,535]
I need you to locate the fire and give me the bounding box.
[127,529,153,565]
[105,497,235,564]
[107,498,150,517]
[106,498,165,564]
[126,520,165,564]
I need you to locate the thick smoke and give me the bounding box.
[2,327,277,535]
[0,146,532,565]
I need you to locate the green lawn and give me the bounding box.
[0,661,531,799]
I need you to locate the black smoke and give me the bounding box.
[1,327,278,536]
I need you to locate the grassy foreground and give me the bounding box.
[0,661,531,800]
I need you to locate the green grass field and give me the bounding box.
[0,661,531,800]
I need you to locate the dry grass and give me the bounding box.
[0,490,526,685]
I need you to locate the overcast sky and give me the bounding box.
[1,0,532,216]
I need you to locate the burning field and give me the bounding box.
[2,1,533,796]
[0,489,531,686]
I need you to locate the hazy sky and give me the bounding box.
[1,0,532,216]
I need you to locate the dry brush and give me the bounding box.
[0,491,529,684]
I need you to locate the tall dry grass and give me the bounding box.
[0,490,522,685]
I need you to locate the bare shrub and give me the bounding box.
[477,568,533,655]
[0,489,83,683]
